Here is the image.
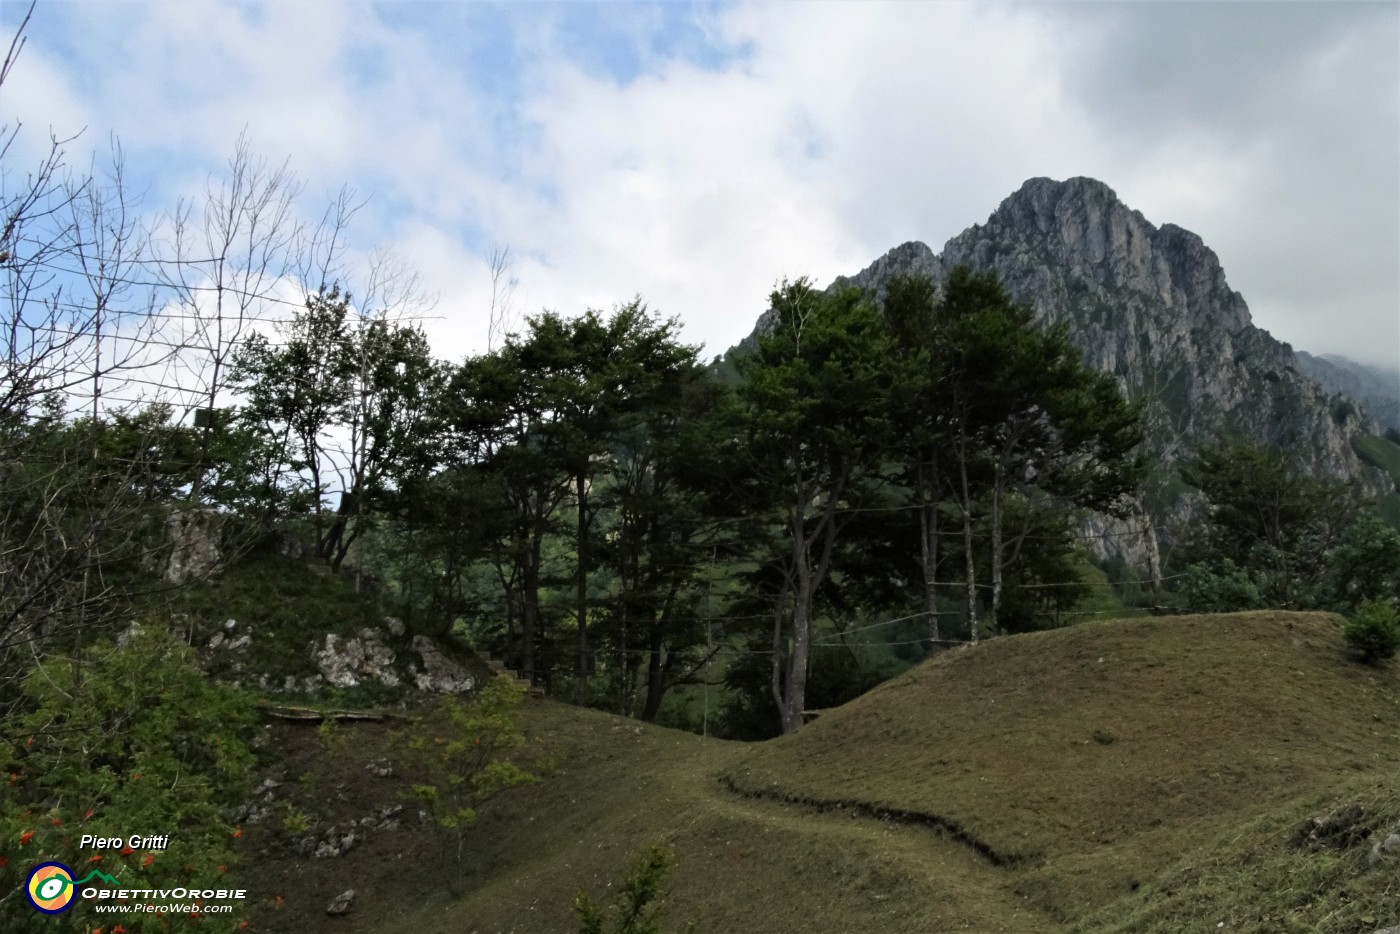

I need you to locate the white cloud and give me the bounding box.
[471,2,1113,357]
[4,0,1395,375]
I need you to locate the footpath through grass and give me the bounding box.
[726,611,1400,928]
[241,611,1400,933]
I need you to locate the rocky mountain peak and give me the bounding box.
[950,177,1252,337]
[809,176,1389,562]
[999,175,1125,229]
[753,177,1384,501]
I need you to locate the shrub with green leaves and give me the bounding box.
[1344,598,1400,664]
[0,627,257,931]
[1179,559,1265,613]
[405,674,537,869]
[575,844,690,934]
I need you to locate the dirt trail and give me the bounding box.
[346,712,1069,934]
[663,748,1065,933]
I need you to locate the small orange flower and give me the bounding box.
[88,855,103,864]
[19,830,34,845]
[142,854,154,867]
[84,809,94,820]
[239,923,250,930]
[231,826,242,838]
[25,736,33,747]
[120,845,135,856]
[131,773,141,781]
[274,895,283,908]
[217,865,226,873]
[51,817,62,827]
[113,927,127,934]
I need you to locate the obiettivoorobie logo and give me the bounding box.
[25,862,123,915]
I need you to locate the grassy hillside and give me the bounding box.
[1353,433,1400,529]
[1354,433,1400,486]
[726,612,1400,928]
[236,610,1400,934]
[242,702,1055,933]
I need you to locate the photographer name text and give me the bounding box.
[79,833,171,850]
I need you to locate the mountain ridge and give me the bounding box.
[1295,351,1400,434]
[732,176,1390,567]
[828,176,1381,487]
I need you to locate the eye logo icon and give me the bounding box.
[26,862,77,914]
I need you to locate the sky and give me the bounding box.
[3,0,1397,374]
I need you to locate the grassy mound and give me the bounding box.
[724,611,1400,924]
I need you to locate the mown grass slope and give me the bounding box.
[725,611,1400,927]
[244,611,1400,933]
[355,703,1053,934]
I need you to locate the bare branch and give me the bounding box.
[486,243,519,352]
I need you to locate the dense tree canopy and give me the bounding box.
[734,279,899,733]
[1180,437,1396,612]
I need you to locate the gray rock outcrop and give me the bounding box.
[410,635,475,694]
[160,509,224,584]
[311,629,402,689]
[297,619,474,694]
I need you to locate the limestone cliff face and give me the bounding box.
[830,177,1385,493]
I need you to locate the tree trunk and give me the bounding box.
[783,553,813,735]
[615,612,631,716]
[989,462,1004,636]
[640,621,665,721]
[618,531,642,716]
[309,459,326,552]
[320,516,345,566]
[958,436,980,644]
[504,591,519,670]
[574,472,590,705]
[520,531,542,684]
[1140,500,1163,600]
[780,491,840,734]
[320,491,360,571]
[918,455,940,652]
[769,598,785,728]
